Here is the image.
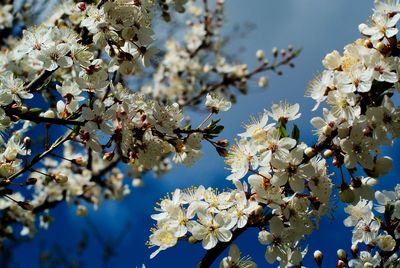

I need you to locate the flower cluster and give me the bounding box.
[149,1,400,267]
[307,0,400,178]
[332,185,400,268]
[149,102,333,266]
[0,0,298,245]
[148,185,259,258]
[140,1,297,107]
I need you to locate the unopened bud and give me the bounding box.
[76,205,87,216]
[216,147,228,157]
[23,137,31,149]
[73,157,87,167]
[43,110,55,118]
[103,152,114,161]
[337,260,346,268]
[76,2,86,11]
[256,49,265,60]
[324,149,333,158]
[215,139,229,147]
[333,158,340,167]
[337,249,347,261]
[364,39,373,48]
[313,250,323,266]
[20,106,28,113]
[132,178,144,187]
[188,236,197,244]
[304,147,316,157]
[351,244,359,257]
[340,186,355,204]
[254,205,263,215]
[52,173,68,184]
[272,47,279,57]
[376,42,386,52]
[258,76,268,88]
[322,125,333,136]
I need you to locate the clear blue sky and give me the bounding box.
[14,1,400,267]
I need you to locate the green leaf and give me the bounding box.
[28,108,43,116]
[278,123,288,138]
[291,124,300,142]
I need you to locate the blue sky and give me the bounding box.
[13,1,400,267]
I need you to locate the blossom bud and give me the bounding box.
[351,244,358,257]
[76,2,86,11]
[272,47,279,57]
[332,158,340,167]
[258,76,268,88]
[322,125,333,136]
[364,39,373,48]
[52,173,68,184]
[73,157,87,167]
[188,236,197,244]
[256,49,265,60]
[337,249,347,261]
[313,250,323,266]
[339,186,355,203]
[337,260,346,268]
[203,64,212,73]
[254,205,263,215]
[20,106,28,113]
[323,149,333,158]
[103,152,114,161]
[43,110,55,118]
[132,178,144,187]
[376,42,385,52]
[23,137,31,149]
[258,230,269,245]
[304,147,316,157]
[76,205,87,217]
[215,139,229,147]
[216,147,228,157]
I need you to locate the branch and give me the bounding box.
[197,226,249,268]
[182,49,301,107]
[15,113,84,126]
[23,69,57,93]
[32,158,121,214]
[7,131,74,181]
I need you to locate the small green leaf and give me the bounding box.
[28,108,43,116]
[278,123,288,138]
[291,124,300,142]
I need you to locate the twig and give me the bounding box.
[7,131,74,181]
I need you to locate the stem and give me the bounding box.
[23,69,57,93]
[197,226,249,268]
[197,112,213,129]
[16,113,84,126]
[7,131,74,181]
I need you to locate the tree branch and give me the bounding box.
[7,131,74,181]
[23,69,57,93]
[15,113,84,126]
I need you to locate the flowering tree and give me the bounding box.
[0,0,399,267]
